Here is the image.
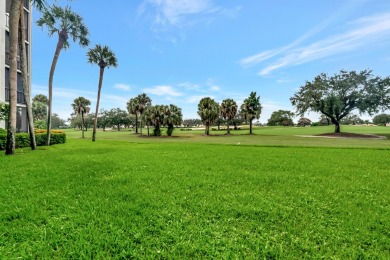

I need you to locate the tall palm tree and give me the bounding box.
[241,92,262,134]
[87,44,118,142]
[18,2,36,150]
[37,5,89,145]
[5,0,22,155]
[136,93,152,135]
[163,104,183,136]
[220,98,238,134]
[197,97,220,135]
[150,105,165,136]
[127,97,140,134]
[72,97,91,138]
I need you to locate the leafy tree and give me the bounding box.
[214,117,224,131]
[32,101,47,121]
[372,114,390,126]
[319,114,331,126]
[340,114,364,125]
[37,5,89,145]
[32,94,48,104]
[183,118,202,127]
[87,44,117,141]
[108,108,128,131]
[0,102,9,122]
[297,117,311,127]
[163,104,183,136]
[290,70,390,133]
[51,113,66,129]
[97,109,111,131]
[231,114,244,130]
[267,110,295,126]
[197,97,220,135]
[220,98,238,134]
[71,97,91,138]
[241,92,262,134]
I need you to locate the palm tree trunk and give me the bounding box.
[18,3,36,150]
[135,114,138,134]
[227,123,230,134]
[92,66,105,141]
[81,111,85,138]
[140,116,143,135]
[46,30,66,145]
[249,119,253,134]
[5,0,21,155]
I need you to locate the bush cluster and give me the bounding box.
[0,129,66,150]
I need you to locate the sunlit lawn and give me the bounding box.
[0,126,389,258]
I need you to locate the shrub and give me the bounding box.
[0,130,66,150]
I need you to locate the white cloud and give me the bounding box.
[241,12,390,76]
[210,85,220,91]
[113,84,132,91]
[178,82,201,91]
[186,95,211,104]
[143,85,183,96]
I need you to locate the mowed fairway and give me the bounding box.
[1,126,389,258]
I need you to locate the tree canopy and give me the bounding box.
[290,70,390,133]
[197,97,220,135]
[241,92,262,134]
[267,110,295,126]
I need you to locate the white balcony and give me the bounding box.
[6,13,9,28]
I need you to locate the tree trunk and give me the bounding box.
[205,123,209,135]
[135,114,138,134]
[334,121,341,133]
[140,116,143,135]
[249,119,253,134]
[18,2,36,150]
[92,66,105,141]
[46,29,66,145]
[5,0,21,155]
[81,111,85,138]
[227,123,230,134]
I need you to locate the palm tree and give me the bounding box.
[18,2,36,150]
[197,97,220,135]
[136,93,152,135]
[241,92,262,134]
[220,99,238,134]
[127,97,140,134]
[72,97,91,138]
[150,105,165,136]
[37,5,89,145]
[5,0,22,155]
[87,44,118,142]
[163,104,183,136]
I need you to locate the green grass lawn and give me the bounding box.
[1,126,389,258]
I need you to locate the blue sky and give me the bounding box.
[31,0,390,123]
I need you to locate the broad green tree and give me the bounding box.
[290,70,390,133]
[0,102,9,122]
[108,108,128,131]
[297,117,311,127]
[267,110,295,126]
[340,114,364,125]
[372,114,390,126]
[163,104,183,136]
[87,44,118,141]
[72,97,91,138]
[241,92,262,134]
[197,97,219,135]
[37,5,89,145]
[220,98,238,134]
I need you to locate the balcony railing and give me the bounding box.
[5,88,26,105]
[6,13,9,28]
[5,50,21,70]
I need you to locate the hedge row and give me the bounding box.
[0,130,66,150]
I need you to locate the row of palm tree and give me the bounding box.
[197,92,262,135]
[6,1,118,155]
[126,94,183,136]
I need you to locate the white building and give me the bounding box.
[0,0,32,131]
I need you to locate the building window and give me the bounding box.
[4,69,25,104]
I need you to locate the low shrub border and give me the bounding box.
[0,130,66,150]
